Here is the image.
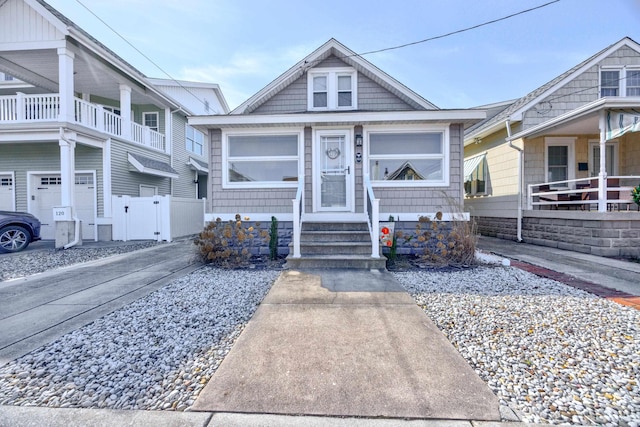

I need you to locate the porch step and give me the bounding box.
[286,221,387,270]
[284,255,387,270]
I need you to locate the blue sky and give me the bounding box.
[45,0,640,111]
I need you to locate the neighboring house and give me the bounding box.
[0,0,228,247]
[464,37,640,258]
[189,39,485,266]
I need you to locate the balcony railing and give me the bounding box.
[0,93,165,151]
[528,176,640,212]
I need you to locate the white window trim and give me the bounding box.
[186,124,204,156]
[599,65,640,97]
[544,137,575,187]
[143,112,159,132]
[363,124,450,187]
[221,128,304,189]
[307,67,357,111]
[139,184,158,196]
[588,139,618,177]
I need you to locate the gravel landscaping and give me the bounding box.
[0,244,638,425]
[0,266,279,411]
[394,267,640,426]
[0,242,160,282]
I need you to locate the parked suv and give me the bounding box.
[0,211,42,253]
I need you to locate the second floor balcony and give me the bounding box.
[0,93,165,152]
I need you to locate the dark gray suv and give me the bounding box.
[0,211,42,253]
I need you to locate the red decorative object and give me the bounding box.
[381,227,389,235]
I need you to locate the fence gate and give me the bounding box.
[112,195,162,241]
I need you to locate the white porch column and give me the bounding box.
[103,138,112,218]
[57,47,75,123]
[119,84,132,139]
[598,110,607,212]
[59,130,76,209]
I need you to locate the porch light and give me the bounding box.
[355,134,363,146]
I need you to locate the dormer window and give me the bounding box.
[308,68,357,111]
[600,67,640,97]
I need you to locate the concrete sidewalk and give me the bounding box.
[477,235,640,297]
[0,240,201,366]
[193,269,501,421]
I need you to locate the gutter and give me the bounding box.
[505,120,523,242]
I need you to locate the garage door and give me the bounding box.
[0,174,14,211]
[31,173,96,240]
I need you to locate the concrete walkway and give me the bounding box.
[477,235,640,298]
[193,269,501,421]
[0,240,201,366]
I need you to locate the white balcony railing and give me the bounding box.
[528,176,640,212]
[0,93,165,151]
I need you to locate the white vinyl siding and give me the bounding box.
[307,67,357,111]
[222,130,303,189]
[366,127,449,187]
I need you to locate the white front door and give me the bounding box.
[314,129,354,212]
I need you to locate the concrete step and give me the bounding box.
[284,255,387,270]
[299,241,372,255]
[300,230,371,243]
[302,222,369,232]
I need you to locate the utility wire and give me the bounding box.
[73,0,215,113]
[72,0,560,112]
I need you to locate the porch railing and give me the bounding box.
[528,176,640,211]
[363,174,380,258]
[0,93,165,151]
[291,174,304,258]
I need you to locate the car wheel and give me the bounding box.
[0,225,32,253]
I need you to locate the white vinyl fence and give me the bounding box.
[112,195,205,242]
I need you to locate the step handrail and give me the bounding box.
[363,174,380,258]
[291,174,304,258]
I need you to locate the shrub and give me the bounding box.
[269,216,279,261]
[417,213,477,267]
[194,214,268,268]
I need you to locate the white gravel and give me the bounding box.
[0,266,279,411]
[0,242,160,282]
[394,266,640,426]
[1,244,639,425]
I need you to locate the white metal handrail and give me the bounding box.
[528,175,640,211]
[291,174,304,258]
[363,174,380,258]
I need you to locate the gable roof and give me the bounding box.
[464,37,640,144]
[231,38,438,114]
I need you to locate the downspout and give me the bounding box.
[59,128,81,249]
[505,120,523,242]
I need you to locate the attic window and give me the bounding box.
[308,68,357,111]
[600,67,640,97]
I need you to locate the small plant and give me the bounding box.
[269,216,279,261]
[387,215,398,262]
[632,184,640,206]
[194,214,268,268]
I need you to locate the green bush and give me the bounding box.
[269,216,279,261]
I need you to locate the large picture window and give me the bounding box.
[367,130,448,186]
[224,132,301,187]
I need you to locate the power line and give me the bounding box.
[73,0,214,114]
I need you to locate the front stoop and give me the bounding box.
[285,222,387,270]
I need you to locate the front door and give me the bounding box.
[315,129,353,212]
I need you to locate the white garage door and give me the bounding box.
[31,173,96,240]
[0,174,14,211]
